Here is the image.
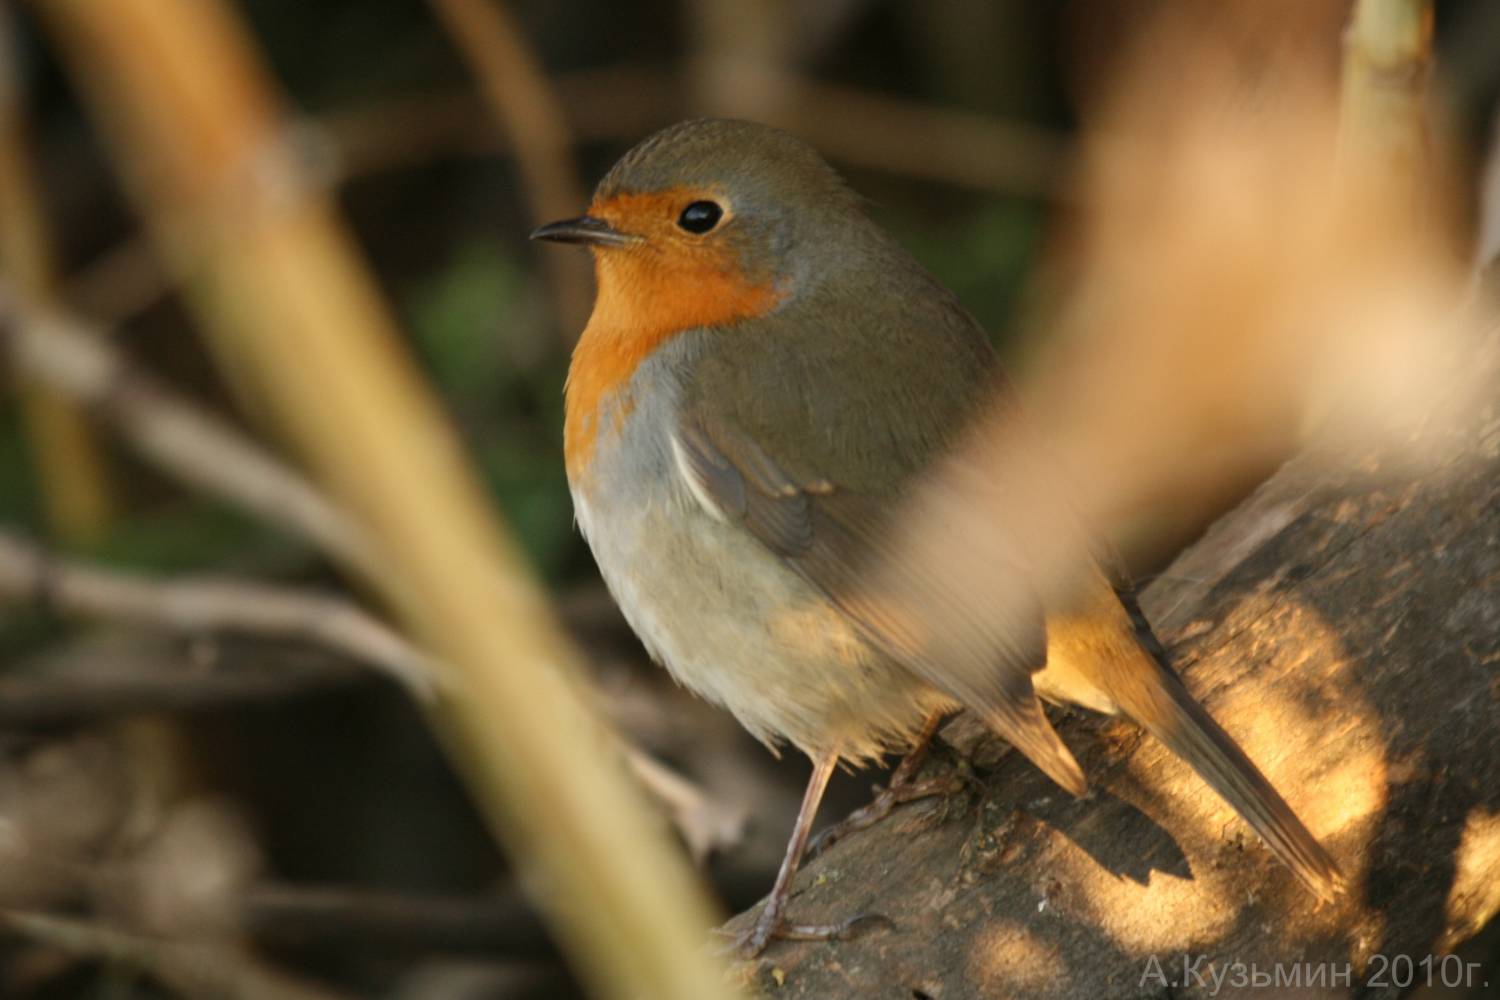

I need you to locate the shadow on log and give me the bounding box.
[723,345,1500,998]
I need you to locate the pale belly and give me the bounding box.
[571,468,947,765]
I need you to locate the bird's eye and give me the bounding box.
[676,200,723,234]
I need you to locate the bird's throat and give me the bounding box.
[563,246,784,479]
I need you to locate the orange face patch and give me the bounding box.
[564,188,785,479]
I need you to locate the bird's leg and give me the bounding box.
[725,749,887,957]
[806,710,957,861]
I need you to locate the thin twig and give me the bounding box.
[620,747,747,864]
[0,639,363,726]
[0,531,437,697]
[0,285,741,854]
[323,66,1066,198]
[683,0,791,120]
[0,286,380,582]
[63,233,169,322]
[428,0,592,337]
[0,8,114,543]
[0,910,354,1000]
[61,65,1065,337]
[241,882,551,956]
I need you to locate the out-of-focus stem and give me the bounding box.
[31,1,728,997]
[427,0,593,338]
[0,293,380,580]
[1340,0,1433,217]
[0,530,436,695]
[0,10,113,543]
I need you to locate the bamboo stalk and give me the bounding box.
[30,1,728,997]
[0,8,113,543]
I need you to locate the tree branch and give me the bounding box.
[1,910,354,1000]
[0,287,380,580]
[0,531,435,696]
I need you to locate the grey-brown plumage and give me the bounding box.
[533,118,1342,955]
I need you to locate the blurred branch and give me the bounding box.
[55,65,1064,334]
[242,882,551,957]
[428,0,592,337]
[1480,108,1500,276]
[0,287,740,854]
[624,742,747,864]
[0,531,436,695]
[31,3,728,996]
[325,66,1065,198]
[0,288,380,581]
[1340,0,1433,215]
[0,8,113,543]
[0,639,363,727]
[0,910,353,1000]
[762,71,1064,200]
[63,234,168,323]
[683,0,792,119]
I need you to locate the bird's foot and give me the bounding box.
[805,774,959,861]
[805,715,967,861]
[716,903,892,958]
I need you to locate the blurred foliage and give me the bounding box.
[89,502,303,576]
[0,408,40,525]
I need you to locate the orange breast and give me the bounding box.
[564,198,785,480]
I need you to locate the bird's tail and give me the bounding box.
[1113,604,1344,899]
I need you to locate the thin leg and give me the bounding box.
[806,710,956,861]
[739,750,835,955]
[729,749,886,957]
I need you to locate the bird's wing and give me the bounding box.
[670,399,1087,795]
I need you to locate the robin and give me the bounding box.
[532,118,1342,956]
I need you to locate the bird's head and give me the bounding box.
[532,118,863,340]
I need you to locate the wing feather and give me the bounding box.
[670,415,1087,794]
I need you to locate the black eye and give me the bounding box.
[677,200,723,234]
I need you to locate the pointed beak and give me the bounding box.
[529,215,638,248]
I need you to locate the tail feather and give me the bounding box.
[981,696,1089,798]
[1125,665,1344,899]
[1104,583,1343,897]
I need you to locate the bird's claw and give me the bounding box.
[807,773,961,860]
[716,909,894,957]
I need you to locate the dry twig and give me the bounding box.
[0,8,113,542]
[0,638,363,726]
[428,0,592,337]
[0,531,436,696]
[324,66,1065,198]
[0,287,379,580]
[0,286,744,856]
[0,910,353,1000]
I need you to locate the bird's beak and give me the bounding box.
[529,215,638,248]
